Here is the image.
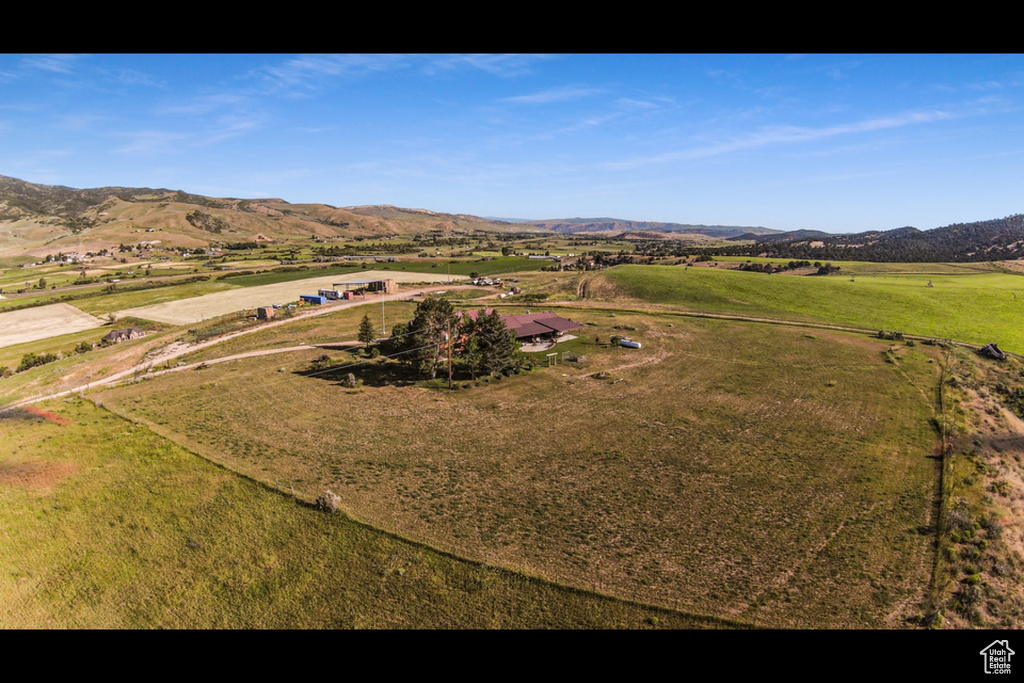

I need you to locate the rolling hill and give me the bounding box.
[0,176,526,256]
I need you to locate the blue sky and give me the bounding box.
[1,53,1022,233]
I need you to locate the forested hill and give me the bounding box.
[714,215,1024,262]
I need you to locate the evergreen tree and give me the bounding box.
[470,309,518,377]
[407,297,457,379]
[358,314,376,345]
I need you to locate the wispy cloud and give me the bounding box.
[256,54,410,91]
[501,85,603,105]
[200,114,266,145]
[110,68,165,88]
[157,92,253,117]
[254,54,551,94]
[22,54,81,74]
[113,130,191,156]
[602,108,956,170]
[421,54,551,78]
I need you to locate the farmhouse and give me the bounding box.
[502,311,584,342]
[103,327,146,344]
[461,308,584,345]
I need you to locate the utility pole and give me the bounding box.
[447,320,453,389]
[381,292,386,335]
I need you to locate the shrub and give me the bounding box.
[947,498,974,533]
[342,372,357,388]
[315,490,342,513]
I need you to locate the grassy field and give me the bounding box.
[99,307,943,627]
[590,265,1024,353]
[706,255,1006,276]
[0,398,726,629]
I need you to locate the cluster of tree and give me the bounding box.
[738,262,783,274]
[379,298,520,383]
[412,234,475,247]
[221,241,267,251]
[15,351,60,373]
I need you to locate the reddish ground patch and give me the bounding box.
[0,460,79,489]
[22,405,71,425]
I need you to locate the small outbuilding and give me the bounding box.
[334,278,397,295]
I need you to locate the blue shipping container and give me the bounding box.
[301,295,327,305]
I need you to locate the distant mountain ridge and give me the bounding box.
[530,217,780,239]
[719,215,1024,262]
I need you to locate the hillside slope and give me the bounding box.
[0,176,524,256]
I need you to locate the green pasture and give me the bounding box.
[599,265,1024,353]
[710,255,1004,276]
[0,398,722,629]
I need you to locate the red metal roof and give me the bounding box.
[500,312,584,339]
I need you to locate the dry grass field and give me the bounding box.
[115,270,468,325]
[100,307,944,627]
[0,303,105,349]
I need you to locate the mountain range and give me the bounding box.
[0,174,1020,263]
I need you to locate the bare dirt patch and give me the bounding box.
[0,303,105,349]
[0,460,78,489]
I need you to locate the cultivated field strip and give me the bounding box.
[0,303,105,349]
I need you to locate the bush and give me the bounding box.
[947,498,974,533]
[315,490,342,513]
